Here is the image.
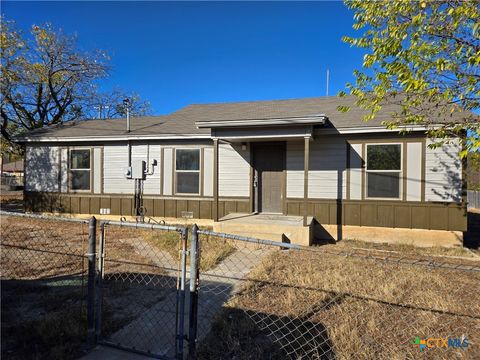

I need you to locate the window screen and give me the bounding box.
[175,149,200,194]
[366,144,401,170]
[366,144,401,199]
[70,149,91,191]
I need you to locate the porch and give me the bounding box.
[209,124,321,229]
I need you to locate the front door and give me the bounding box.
[253,142,285,213]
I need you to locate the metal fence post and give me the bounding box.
[87,216,97,348]
[176,228,188,359]
[188,224,200,359]
[95,222,106,342]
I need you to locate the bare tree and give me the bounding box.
[88,88,151,119]
[1,19,110,141]
[1,18,152,144]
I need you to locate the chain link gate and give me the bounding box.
[186,225,301,359]
[95,220,189,359]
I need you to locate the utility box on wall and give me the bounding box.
[132,160,146,180]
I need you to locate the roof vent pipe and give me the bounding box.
[123,98,131,133]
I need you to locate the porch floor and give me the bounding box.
[215,213,314,246]
[219,213,313,227]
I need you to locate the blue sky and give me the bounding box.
[3,1,366,115]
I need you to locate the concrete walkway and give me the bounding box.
[104,238,180,358]
[108,283,178,357]
[191,247,272,342]
[126,237,179,276]
[96,246,271,358]
[80,345,155,360]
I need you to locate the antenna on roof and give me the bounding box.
[326,69,330,96]
[94,104,110,119]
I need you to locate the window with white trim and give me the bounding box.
[175,149,200,194]
[366,144,402,199]
[70,149,91,191]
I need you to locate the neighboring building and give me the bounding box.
[2,159,24,176]
[1,159,24,190]
[16,96,467,246]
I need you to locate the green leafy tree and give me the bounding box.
[1,18,151,146]
[340,0,480,156]
[467,151,480,190]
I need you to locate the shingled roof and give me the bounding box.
[17,95,466,141]
[20,114,210,140]
[184,96,390,126]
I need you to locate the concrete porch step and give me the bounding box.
[213,213,313,246]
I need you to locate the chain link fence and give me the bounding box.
[1,210,479,360]
[191,229,480,360]
[0,211,90,360]
[96,220,188,359]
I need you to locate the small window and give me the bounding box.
[70,149,91,191]
[175,149,200,194]
[366,144,401,199]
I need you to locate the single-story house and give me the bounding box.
[16,96,468,246]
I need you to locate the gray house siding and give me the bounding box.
[425,138,462,202]
[23,134,466,231]
[60,147,69,193]
[406,142,422,201]
[218,143,250,197]
[163,148,173,195]
[24,138,464,204]
[203,147,214,197]
[286,138,347,199]
[349,143,363,200]
[25,145,60,192]
[132,144,161,195]
[103,144,133,194]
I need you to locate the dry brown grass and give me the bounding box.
[0,215,171,360]
[3,214,479,359]
[1,216,89,279]
[199,248,480,360]
[1,278,88,360]
[326,239,478,258]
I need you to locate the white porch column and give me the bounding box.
[213,138,219,222]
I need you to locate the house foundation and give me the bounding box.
[315,224,463,248]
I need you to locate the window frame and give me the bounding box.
[69,148,93,193]
[174,148,201,196]
[365,143,403,200]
